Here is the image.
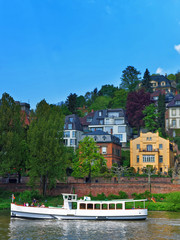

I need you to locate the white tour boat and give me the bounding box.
[11,193,148,220]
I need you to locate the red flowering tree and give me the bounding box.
[126,89,152,133]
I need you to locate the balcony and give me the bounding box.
[139,148,159,152]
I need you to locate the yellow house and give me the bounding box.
[130,132,174,174]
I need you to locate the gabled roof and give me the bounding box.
[64,114,83,131]
[89,108,126,125]
[80,112,95,126]
[150,75,172,88]
[167,94,180,108]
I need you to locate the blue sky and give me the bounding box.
[0,0,180,109]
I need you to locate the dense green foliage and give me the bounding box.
[120,66,141,92]
[0,93,28,183]
[143,103,158,132]
[72,137,107,182]
[27,100,67,196]
[141,68,152,93]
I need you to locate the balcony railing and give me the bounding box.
[138,148,159,152]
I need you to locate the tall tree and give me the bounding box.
[65,93,77,114]
[126,89,152,133]
[98,84,118,98]
[120,66,141,92]
[89,96,111,111]
[28,100,67,196]
[109,88,128,109]
[141,69,152,93]
[0,93,27,183]
[157,94,166,137]
[72,136,106,182]
[143,103,158,132]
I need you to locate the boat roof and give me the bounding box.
[77,199,147,203]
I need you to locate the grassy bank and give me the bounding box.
[0,189,179,212]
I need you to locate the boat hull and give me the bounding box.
[11,204,147,220]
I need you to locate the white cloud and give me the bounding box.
[174,44,180,54]
[156,67,164,75]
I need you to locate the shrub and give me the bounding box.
[119,191,128,199]
[166,192,180,204]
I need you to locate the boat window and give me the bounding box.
[80,203,86,209]
[102,204,108,210]
[87,204,93,209]
[116,203,122,209]
[109,204,115,209]
[94,204,100,209]
[125,202,133,209]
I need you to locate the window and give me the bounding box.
[175,100,180,105]
[172,120,176,127]
[69,117,73,123]
[68,124,72,130]
[159,144,163,150]
[70,139,76,146]
[64,131,70,137]
[137,155,139,163]
[107,112,119,117]
[72,131,76,137]
[118,126,126,133]
[115,119,124,125]
[105,126,113,134]
[159,155,163,163]
[99,119,104,125]
[147,145,152,151]
[87,117,92,122]
[172,109,176,116]
[137,144,140,150]
[102,147,107,154]
[98,111,102,116]
[143,155,155,163]
[114,134,123,141]
[63,139,68,145]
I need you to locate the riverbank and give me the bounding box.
[0,189,179,212]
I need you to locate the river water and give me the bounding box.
[0,211,179,240]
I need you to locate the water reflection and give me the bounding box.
[5,212,180,240]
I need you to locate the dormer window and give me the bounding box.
[175,100,180,105]
[87,117,92,122]
[102,136,106,141]
[99,111,102,117]
[94,136,97,141]
[68,124,72,130]
[99,119,104,125]
[69,117,73,123]
[161,81,165,86]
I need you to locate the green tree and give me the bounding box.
[141,69,152,93]
[143,103,158,132]
[65,93,77,114]
[167,74,176,81]
[109,89,128,109]
[27,100,67,196]
[89,96,111,111]
[157,94,166,137]
[72,136,106,182]
[0,93,27,183]
[120,66,141,92]
[98,84,118,98]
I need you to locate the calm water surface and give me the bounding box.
[0,211,179,240]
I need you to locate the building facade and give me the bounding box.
[64,114,83,149]
[88,109,131,147]
[166,94,180,137]
[150,75,176,94]
[130,132,174,174]
[81,130,122,168]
